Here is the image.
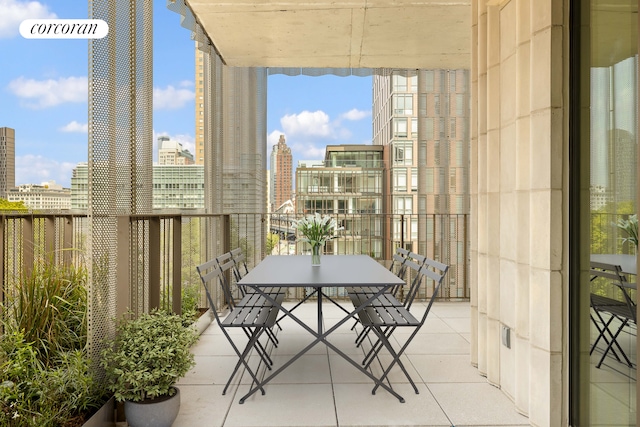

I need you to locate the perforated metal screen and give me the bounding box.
[88,0,153,366]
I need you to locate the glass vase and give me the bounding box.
[311,244,322,266]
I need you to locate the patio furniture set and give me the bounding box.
[196,248,449,404]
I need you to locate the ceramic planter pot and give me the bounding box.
[124,387,180,427]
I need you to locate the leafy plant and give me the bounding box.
[101,310,198,402]
[293,213,343,247]
[6,260,88,365]
[616,214,638,249]
[0,332,102,427]
[0,259,102,426]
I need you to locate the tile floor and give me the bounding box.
[175,301,530,427]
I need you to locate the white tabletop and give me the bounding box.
[591,254,637,276]
[238,254,406,288]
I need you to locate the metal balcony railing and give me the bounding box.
[0,212,470,323]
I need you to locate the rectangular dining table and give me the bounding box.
[237,254,408,403]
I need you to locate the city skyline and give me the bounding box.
[1,0,373,188]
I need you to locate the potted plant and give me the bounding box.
[616,214,638,251]
[293,212,343,265]
[100,309,198,427]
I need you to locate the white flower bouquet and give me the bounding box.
[293,213,342,247]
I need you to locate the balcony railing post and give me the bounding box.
[172,216,182,315]
[116,216,131,317]
[44,215,55,259]
[22,215,34,279]
[149,217,161,312]
[62,215,74,267]
[0,215,4,322]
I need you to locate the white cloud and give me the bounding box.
[281,110,334,138]
[60,121,88,133]
[153,85,195,110]
[341,108,370,121]
[0,0,56,39]
[8,76,87,108]
[15,155,76,187]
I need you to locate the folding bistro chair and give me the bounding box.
[217,251,283,348]
[357,257,449,396]
[589,261,636,369]
[196,258,284,396]
[349,250,425,348]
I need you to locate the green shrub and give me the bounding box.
[0,332,102,427]
[101,309,198,402]
[0,260,102,426]
[6,261,88,365]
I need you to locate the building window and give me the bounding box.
[393,142,413,166]
[393,169,407,192]
[393,74,408,91]
[393,94,413,115]
[394,118,408,137]
[394,196,412,214]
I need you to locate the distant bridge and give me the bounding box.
[269,214,296,240]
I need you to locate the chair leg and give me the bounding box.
[596,319,633,369]
[368,325,419,395]
[590,310,624,364]
[222,327,269,396]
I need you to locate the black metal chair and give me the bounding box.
[196,258,284,396]
[357,257,449,396]
[590,261,636,369]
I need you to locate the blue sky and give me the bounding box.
[0,0,372,188]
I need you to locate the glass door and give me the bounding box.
[573,0,638,425]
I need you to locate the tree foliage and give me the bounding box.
[0,198,28,211]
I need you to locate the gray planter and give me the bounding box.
[124,387,180,427]
[81,396,115,427]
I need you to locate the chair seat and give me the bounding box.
[591,294,634,320]
[348,290,403,308]
[357,305,420,327]
[222,293,284,328]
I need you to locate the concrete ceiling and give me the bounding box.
[184,1,471,69]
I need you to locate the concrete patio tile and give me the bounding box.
[441,317,471,334]
[422,316,458,333]
[248,354,332,385]
[430,302,471,318]
[327,353,375,383]
[428,382,529,426]
[179,354,243,386]
[409,354,485,383]
[393,332,470,355]
[173,384,234,427]
[225,383,337,427]
[334,382,451,427]
[269,332,329,356]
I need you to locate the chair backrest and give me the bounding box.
[230,247,250,281]
[215,252,240,307]
[401,258,426,308]
[590,261,636,323]
[418,258,450,322]
[195,259,226,324]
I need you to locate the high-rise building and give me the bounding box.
[373,69,470,257]
[7,181,71,210]
[195,46,205,165]
[296,145,385,258]
[0,127,16,199]
[269,135,293,212]
[71,162,89,210]
[71,163,205,210]
[157,136,195,165]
